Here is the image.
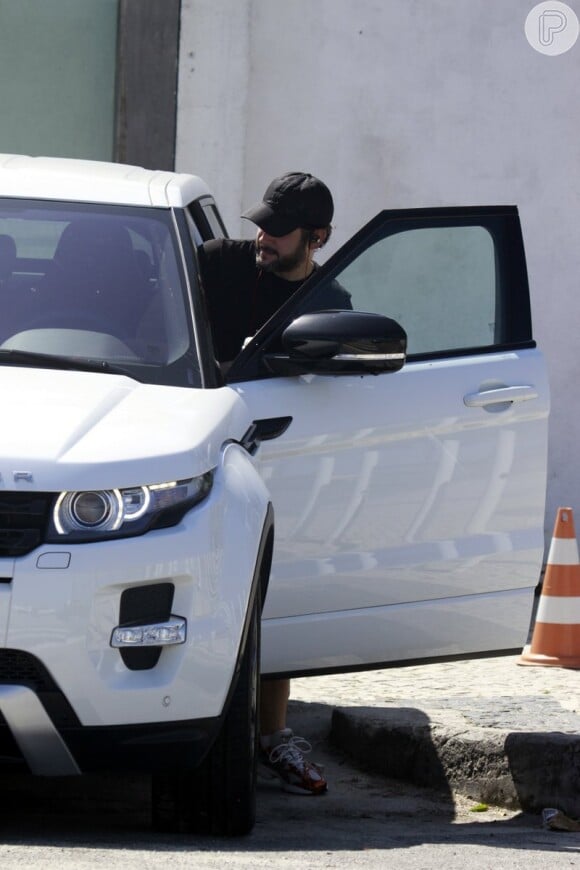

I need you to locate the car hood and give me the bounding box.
[0,367,250,491]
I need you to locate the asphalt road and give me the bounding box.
[0,702,576,869]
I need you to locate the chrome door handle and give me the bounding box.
[463,385,538,408]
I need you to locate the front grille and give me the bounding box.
[0,492,53,556]
[0,649,58,691]
[0,649,79,728]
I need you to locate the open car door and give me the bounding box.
[225,206,549,677]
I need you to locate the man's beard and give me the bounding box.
[256,239,308,276]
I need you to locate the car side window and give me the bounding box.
[330,226,495,356]
[187,196,228,242]
[291,211,530,360]
[226,207,531,383]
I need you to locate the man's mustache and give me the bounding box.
[258,244,278,256]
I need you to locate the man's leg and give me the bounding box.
[259,677,327,795]
[260,677,290,735]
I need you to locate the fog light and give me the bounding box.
[113,627,144,645]
[111,617,186,648]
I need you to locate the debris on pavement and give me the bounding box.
[542,808,580,831]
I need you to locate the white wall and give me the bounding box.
[176,0,251,234]
[176,0,580,534]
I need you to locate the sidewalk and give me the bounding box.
[290,655,580,816]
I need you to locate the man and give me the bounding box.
[198,172,347,795]
[199,171,350,368]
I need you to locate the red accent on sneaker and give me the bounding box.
[259,728,328,795]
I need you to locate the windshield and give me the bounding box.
[0,200,200,387]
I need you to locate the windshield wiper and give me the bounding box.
[0,349,142,381]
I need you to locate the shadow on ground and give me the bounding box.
[0,702,575,857]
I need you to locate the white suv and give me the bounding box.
[0,155,549,834]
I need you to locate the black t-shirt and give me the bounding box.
[198,237,351,363]
[198,239,303,362]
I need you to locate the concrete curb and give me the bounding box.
[330,706,580,817]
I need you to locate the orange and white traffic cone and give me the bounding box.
[519,507,580,668]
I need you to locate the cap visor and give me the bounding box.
[241,203,298,237]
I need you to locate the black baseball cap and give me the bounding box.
[241,172,334,237]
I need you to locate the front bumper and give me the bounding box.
[0,442,270,777]
[0,680,223,774]
[0,475,261,729]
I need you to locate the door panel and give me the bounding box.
[239,348,548,622]
[227,206,549,675]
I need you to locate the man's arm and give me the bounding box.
[197,239,257,365]
[304,278,353,312]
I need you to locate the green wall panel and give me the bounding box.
[0,0,118,160]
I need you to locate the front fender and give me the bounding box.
[211,442,272,710]
[2,442,272,729]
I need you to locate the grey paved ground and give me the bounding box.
[290,654,580,819]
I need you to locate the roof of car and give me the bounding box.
[0,154,212,208]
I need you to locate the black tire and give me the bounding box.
[151,588,261,836]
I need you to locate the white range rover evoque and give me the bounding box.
[0,154,549,834]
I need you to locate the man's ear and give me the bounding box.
[309,228,327,249]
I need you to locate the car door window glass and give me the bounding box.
[201,202,227,239]
[187,196,228,242]
[185,208,203,246]
[303,225,496,357]
[226,208,531,384]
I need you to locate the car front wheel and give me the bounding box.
[151,587,261,836]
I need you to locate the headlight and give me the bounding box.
[47,473,213,542]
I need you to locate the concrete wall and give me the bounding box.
[176,0,580,534]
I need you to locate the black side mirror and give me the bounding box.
[263,310,407,377]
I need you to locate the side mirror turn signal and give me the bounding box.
[264,310,407,377]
